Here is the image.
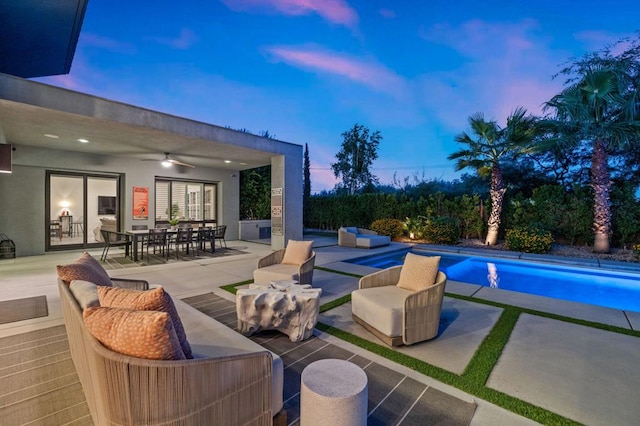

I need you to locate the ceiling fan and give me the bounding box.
[144,152,195,168]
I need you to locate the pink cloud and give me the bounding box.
[267,45,407,97]
[221,0,358,28]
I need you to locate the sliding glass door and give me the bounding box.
[46,172,120,251]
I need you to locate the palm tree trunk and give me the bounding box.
[591,139,611,253]
[485,164,506,245]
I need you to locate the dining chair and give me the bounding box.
[196,226,214,254]
[214,225,227,248]
[171,227,194,259]
[72,216,84,236]
[146,228,168,261]
[50,220,62,241]
[100,230,132,262]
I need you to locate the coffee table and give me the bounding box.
[236,284,322,342]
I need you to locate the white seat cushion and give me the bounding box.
[355,235,391,248]
[173,298,284,414]
[351,285,412,338]
[253,263,300,285]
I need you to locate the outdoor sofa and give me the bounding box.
[338,226,391,249]
[57,254,285,426]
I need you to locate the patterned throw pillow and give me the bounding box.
[98,286,192,359]
[396,253,441,292]
[57,252,112,287]
[83,306,186,360]
[281,240,313,266]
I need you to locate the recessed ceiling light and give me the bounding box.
[44,134,59,139]
[224,160,232,163]
[77,138,89,143]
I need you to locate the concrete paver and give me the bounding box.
[320,297,503,374]
[487,314,640,425]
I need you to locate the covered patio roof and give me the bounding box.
[0,73,288,170]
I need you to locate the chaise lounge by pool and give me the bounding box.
[346,248,640,312]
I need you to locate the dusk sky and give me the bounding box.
[37,0,639,193]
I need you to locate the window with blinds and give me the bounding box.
[155,179,217,224]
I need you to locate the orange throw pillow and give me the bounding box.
[98,286,192,359]
[396,253,441,292]
[83,306,186,360]
[281,240,313,266]
[57,252,112,287]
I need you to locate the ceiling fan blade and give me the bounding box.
[140,153,196,168]
[169,159,196,168]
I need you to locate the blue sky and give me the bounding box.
[37,0,639,193]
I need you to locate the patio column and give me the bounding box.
[271,154,302,250]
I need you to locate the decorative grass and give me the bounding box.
[314,266,364,278]
[220,279,253,295]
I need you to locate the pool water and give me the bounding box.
[347,249,640,312]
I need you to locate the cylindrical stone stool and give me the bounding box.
[300,359,368,426]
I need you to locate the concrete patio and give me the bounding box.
[1,238,640,425]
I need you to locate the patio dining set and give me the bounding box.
[100,224,227,262]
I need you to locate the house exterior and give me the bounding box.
[0,0,302,257]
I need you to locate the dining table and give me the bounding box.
[126,228,214,261]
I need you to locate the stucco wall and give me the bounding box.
[0,145,240,257]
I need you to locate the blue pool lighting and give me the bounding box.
[347,249,640,312]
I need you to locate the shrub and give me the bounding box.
[370,218,404,239]
[422,217,459,245]
[505,227,554,254]
[403,216,426,239]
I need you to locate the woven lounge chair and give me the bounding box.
[253,240,315,285]
[351,260,446,346]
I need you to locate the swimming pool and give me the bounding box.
[346,249,640,312]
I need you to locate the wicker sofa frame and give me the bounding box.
[59,278,285,425]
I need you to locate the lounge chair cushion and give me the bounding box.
[281,239,313,266]
[69,280,100,309]
[98,286,192,358]
[352,285,413,337]
[343,227,358,234]
[355,234,391,248]
[253,263,301,284]
[83,306,186,360]
[396,253,441,292]
[57,252,113,287]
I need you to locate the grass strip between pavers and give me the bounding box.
[220,279,253,295]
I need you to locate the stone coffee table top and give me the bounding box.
[237,284,322,342]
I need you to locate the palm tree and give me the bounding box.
[543,60,640,253]
[448,107,538,245]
